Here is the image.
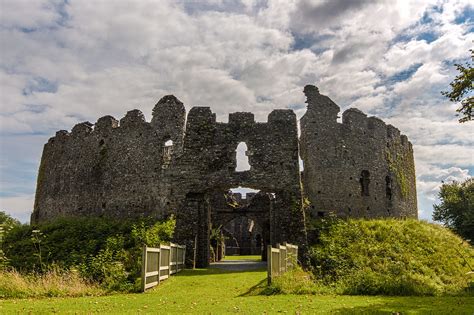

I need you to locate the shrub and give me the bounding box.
[0,211,22,270]
[2,216,175,292]
[309,218,474,296]
[265,267,323,295]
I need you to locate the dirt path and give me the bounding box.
[210,259,266,271]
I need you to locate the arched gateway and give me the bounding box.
[172,109,307,267]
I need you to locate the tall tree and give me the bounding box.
[442,49,473,123]
[433,178,474,243]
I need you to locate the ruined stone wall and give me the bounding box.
[300,85,417,219]
[171,108,307,266]
[32,85,417,266]
[32,96,186,223]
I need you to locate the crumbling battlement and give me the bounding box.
[32,85,417,267]
[32,96,186,224]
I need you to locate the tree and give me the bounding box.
[0,211,21,269]
[0,211,21,227]
[442,49,473,123]
[433,178,474,243]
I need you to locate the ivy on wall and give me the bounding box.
[386,150,412,199]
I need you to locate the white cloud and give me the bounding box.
[0,0,61,29]
[0,0,472,222]
[0,194,34,223]
[416,165,471,220]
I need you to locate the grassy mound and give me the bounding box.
[309,219,474,296]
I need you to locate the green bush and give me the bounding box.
[3,216,175,292]
[0,211,22,270]
[309,218,474,296]
[264,267,323,295]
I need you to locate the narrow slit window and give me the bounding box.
[360,170,370,196]
[385,175,392,200]
[235,142,251,172]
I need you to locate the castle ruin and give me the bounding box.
[31,85,417,267]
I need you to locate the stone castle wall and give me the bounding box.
[170,106,306,266]
[300,85,417,219]
[32,96,186,223]
[31,85,417,265]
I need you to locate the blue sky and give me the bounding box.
[0,0,472,223]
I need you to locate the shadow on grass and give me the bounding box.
[238,278,268,297]
[175,267,266,277]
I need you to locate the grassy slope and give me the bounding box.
[1,267,473,314]
[310,219,474,295]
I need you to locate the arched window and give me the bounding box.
[360,170,370,196]
[235,142,251,172]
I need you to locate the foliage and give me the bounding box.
[0,267,104,299]
[433,178,474,244]
[130,216,175,248]
[385,151,410,198]
[0,211,22,270]
[2,216,175,291]
[30,229,46,271]
[442,49,473,123]
[78,235,131,291]
[210,225,227,262]
[309,218,474,296]
[0,211,21,227]
[3,268,474,313]
[4,217,133,271]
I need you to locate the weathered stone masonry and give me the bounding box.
[300,85,417,219]
[32,86,417,267]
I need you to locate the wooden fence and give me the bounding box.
[141,243,186,291]
[267,242,298,284]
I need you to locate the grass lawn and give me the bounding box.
[222,255,261,261]
[1,267,473,314]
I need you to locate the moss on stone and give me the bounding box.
[386,151,410,199]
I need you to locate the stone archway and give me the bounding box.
[211,189,273,261]
[172,107,307,268]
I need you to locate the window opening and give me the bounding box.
[162,139,174,167]
[235,142,251,172]
[360,170,370,196]
[385,175,392,200]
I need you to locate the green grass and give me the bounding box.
[309,218,474,295]
[222,255,261,261]
[1,267,473,314]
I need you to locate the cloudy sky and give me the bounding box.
[0,0,472,223]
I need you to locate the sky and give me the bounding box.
[0,0,472,223]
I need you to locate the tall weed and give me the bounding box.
[0,268,104,298]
